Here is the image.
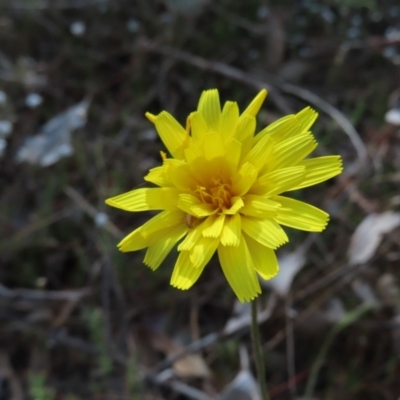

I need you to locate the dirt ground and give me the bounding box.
[1,0,400,399]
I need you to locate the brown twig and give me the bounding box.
[64,185,122,238]
[0,283,92,302]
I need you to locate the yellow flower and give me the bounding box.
[106,89,342,302]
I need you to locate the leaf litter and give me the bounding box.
[16,100,90,167]
[347,211,400,265]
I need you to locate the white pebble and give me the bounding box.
[138,129,157,141]
[385,27,400,41]
[127,18,140,33]
[321,8,335,24]
[257,5,270,19]
[0,91,7,105]
[347,27,361,39]
[351,14,363,27]
[248,49,260,60]
[25,92,43,108]
[95,212,109,227]
[385,108,400,126]
[383,46,397,59]
[0,120,12,138]
[70,21,86,36]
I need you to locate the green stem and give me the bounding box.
[251,298,270,400]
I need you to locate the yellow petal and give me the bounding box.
[295,106,318,133]
[225,138,242,172]
[145,112,156,123]
[166,159,197,191]
[254,115,299,145]
[220,101,239,140]
[152,111,189,159]
[178,194,218,219]
[178,222,204,251]
[218,236,261,302]
[118,219,182,252]
[235,115,256,158]
[203,133,225,161]
[225,196,244,215]
[106,187,180,211]
[184,143,203,164]
[177,193,202,215]
[191,203,218,217]
[188,153,228,187]
[144,165,172,187]
[198,89,221,131]
[251,166,305,196]
[243,233,279,280]
[190,236,220,267]
[117,226,149,252]
[232,162,258,196]
[140,209,185,239]
[202,213,225,237]
[267,132,317,170]
[242,134,273,171]
[241,89,268,117]
[143,224,188,270]
[241,216,288,249]
[178,191,217,217]
[235,115,256,142]
[170,250,205,290]
[189,111,209,141]
[273,195,329,232]
[221,213,241,246]
[288,156,343,191]
[241,195,280,218]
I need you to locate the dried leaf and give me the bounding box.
[348,212,400,265]
[16,100,89,167]
[323,298,346,323]
[352,279,380,307]
[220,370,261,400]
[263,246,306,296]
[385,108,400,126]
[150,329,210,379]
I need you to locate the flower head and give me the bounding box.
[106,89,342,302]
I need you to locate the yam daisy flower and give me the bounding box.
[106,89,342,302]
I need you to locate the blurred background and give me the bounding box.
[1,0,400,399]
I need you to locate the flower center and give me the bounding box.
[195,178,232,211]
